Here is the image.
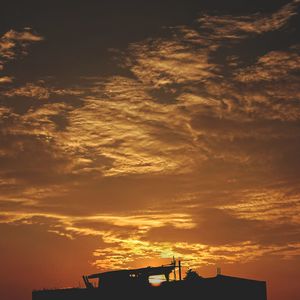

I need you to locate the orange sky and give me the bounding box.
[0,1,300,300]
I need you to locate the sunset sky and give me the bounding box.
[0,1,300,299]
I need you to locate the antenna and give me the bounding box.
[178,260,182,281]
[217,267,221,276]
[172,256,176,266]
[173,256,176,280]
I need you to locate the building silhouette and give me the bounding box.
[32,259,267,300]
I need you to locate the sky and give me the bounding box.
[0,0,300,299]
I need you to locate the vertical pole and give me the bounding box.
[172,256,176,281]
[178,260,182,281]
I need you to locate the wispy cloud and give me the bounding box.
[235,47,300,82]
[4,82,51,99]
[198,0,299,39]
[0,28,43,72]
[0,76,13,84]
[3,29,44,42]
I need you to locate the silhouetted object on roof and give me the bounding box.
[32,259,267,300]
[184,268,201,281]
[83,257,179,288]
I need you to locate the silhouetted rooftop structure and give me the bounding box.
[83,259,180,288]
[32,259,267,300]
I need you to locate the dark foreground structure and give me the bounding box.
[32,260,267,300]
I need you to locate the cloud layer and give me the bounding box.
[0,1,300,291]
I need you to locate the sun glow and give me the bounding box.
[148,275,166,286]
